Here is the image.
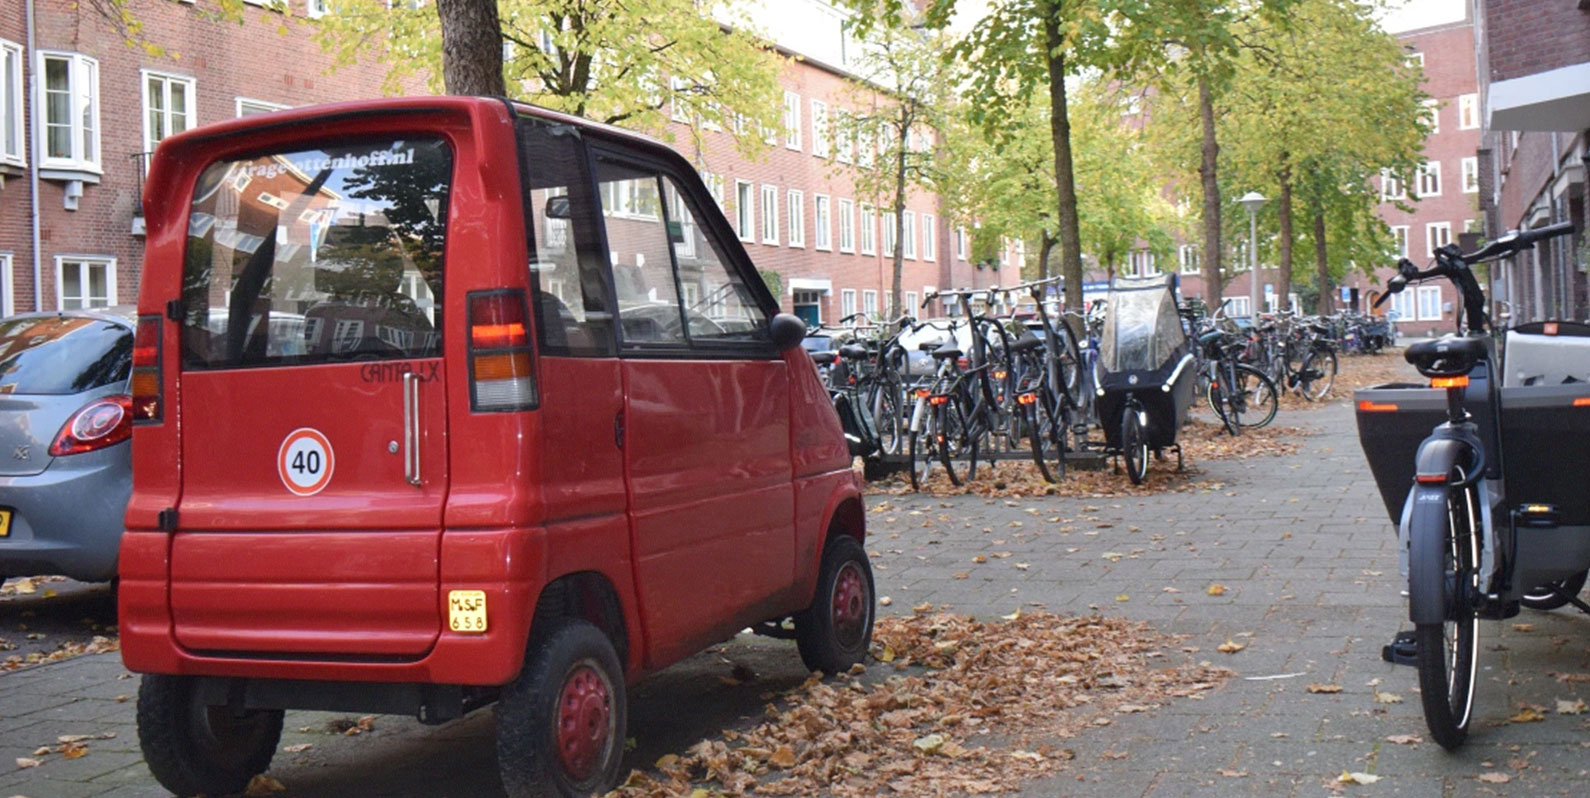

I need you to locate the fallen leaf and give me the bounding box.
[1115,594,1130,602]
[59,743,87,760]
[1102,552,1124,563]
[971,555,988,564]
[1307,683,1344,694]
[953,572,969,580]
[913,734,944,755]
[1511,623,1534,632]
[15,757,40,769]
[282,743,313,753]
[245,775,287,795]
[1555,698,1587,715]
[1338,771,1380,785]
[1207,584,1227,596]
[879,596,892,607]
[769,744,797,768]
[1477,772,1511,784]
[1217,768,1250,778]
[1373,691,1404,704]
[1508,707,1546,723]
[1384,734,1422,745]
[1217,639,1246,654]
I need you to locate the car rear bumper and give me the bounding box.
[0,444,129,582]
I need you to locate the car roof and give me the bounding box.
[3,305,137,328]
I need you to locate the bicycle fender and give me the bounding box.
[1413,436,1471,485]
[1407,483,1451,626]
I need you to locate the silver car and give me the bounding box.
[0,307,135,582]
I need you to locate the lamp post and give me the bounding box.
[1237,191,1268,316]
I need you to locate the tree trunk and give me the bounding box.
[1313,201,1332,314]
[1037,230,1054,282]
[892,136,907,318]
[1197,77,1223,309]
[1276,165,1293,312]
[435,0,507,96]
[1044,8,1085,312]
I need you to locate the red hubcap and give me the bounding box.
[831,563,868,647]
[555,665,611,782]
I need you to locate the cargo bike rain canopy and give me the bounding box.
[1100,273,1189,375]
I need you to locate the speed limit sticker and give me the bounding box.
[278,428,335,496]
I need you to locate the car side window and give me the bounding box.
[594,157,689,347]
[519,122,615,356]
[660,175,768,344]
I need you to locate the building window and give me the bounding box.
[1130,249,1156,277]
[1390,288,1416,322]
[1426,221,1451,258]
[56,256,116,310]
[143,71,195,158]
[921,214,935,262]
[787,189,805,248]
[862,290,878,318]
[1464,218,1480,234]
[1407,52,1423,68]
[859,204,876,255]
[1178,244,1199,274]
[669,76,692,124]
[1421,98,1439,134]
[841,289,857,318]
[1461,157,1478,193]
[306,0,329,19]
[1390,225,1409,258]
[857,129,874,168]
[813,194,831,251]
[236,97,288,117]
[1416,285,1442,321]
[783,91,801,151]
[700,171,726,216]
[1416,161,1441,198]
[1458,93,1478,130]
[1380,169,1404,201]
[956,227,967,260]
[1,40,22,166]
[837,198,855,253]
[834,110,852,163]
[760,184,779,245]
[38,52,100,172]
[0,252,12,316]
[1223,295,1252,318]
[882,212,897,257]
[901,211,916,259]
[810,100,829,158]
[735,180,754,242]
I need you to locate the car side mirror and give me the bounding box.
[545,196,571,219]
[769,313,806,351]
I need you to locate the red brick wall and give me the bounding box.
[1482,0,1590,83]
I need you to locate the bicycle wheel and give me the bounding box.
[1120,404,1148,485]
[872,382,903,456]
[1413,478,1480,751]
[1207,376,1241,436]
[934,400,975,486]
[1230,364,1279,429]
[1300,347,1338,402]
[1521,570,1589,611]
[1030,392,1071,484]
[907,396,934,491]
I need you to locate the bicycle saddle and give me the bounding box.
[918,340,944,352]
[809,351,838,365]
[1009,334,1044,353]
[838,344,869,360]
[931,342,963,359]
[1405,336,1486,378]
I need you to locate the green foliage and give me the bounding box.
[758,269,783,299]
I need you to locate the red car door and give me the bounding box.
[169,138,453,658]
[593,154,795,666]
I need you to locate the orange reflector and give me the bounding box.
[473,352,532,381]
[916,389,931,398]
[929,396,949,406]
[1017,393,1037,405]
[1416,474,1447,484]
[1574,397,1590,407]
[1545,322,1559,335]
[1431,376,1469,389]
[1358,399,1399,412]
[131,371,160,397]
[994,371,1007,379]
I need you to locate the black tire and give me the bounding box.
[1521,570,1589,611]
[1300,347,1338,402]
[1121,405,1148,485]
[795,535,875,675]
[137,674,283,798]
[1414,484,1481,751]
[1207,364,1243,436]
[1229,364,1279,429]
[908,430,931,491]
[1030,394,1070,484]
[935,400,975,486]
[497,619,627,798]
[873,384,903,456]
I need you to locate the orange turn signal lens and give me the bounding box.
[1358,400,1399,412]
[1573,397,1590,407]
[1430,376,1469,389]
[473,352,532,381]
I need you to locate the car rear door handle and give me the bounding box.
[403,371,422,486]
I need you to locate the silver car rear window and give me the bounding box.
[0,317,132,395]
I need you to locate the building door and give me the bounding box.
[793,289,822,328]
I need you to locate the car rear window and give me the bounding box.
[180,138,451,369]
[0,317,132,395]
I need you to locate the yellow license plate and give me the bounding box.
[0,509,11,538]
[447,590,487,634]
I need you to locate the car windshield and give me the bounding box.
[0,317,133,395]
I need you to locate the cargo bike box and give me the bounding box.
[120,97,872,798]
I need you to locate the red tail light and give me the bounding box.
[50,394,133,456]
[131,316,162,423]
[468,290,537,412]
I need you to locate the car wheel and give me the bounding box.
[497,619,627,798]
[137,674,283,798]
[796,535,875,675]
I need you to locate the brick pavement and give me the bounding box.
[2,397,1589,796]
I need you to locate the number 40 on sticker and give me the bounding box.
[278,428,335,496]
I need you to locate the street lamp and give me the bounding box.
[1237,191,1268,316]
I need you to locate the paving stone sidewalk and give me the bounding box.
[2,392,1588,796]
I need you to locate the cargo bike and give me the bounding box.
[1095,274,1198,484]
[1354,221,1586,750]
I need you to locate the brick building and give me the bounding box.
[1475,0,1589,323]
[0,0,979,327]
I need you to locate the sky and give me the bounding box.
[944,0,1471,36]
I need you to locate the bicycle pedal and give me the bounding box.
[1381,630,1417,667]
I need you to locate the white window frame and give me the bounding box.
[859,204,876,255]
[760,184,779,245]
[142,69,196,157]
[901,211,916,259]
[1407,52,1424,68]
[841,289,857,318]
[837,198,855,253]
[1461,157,1479,194]
[810,99,829,158]
[305,0,329,18]
[834,110,852,163]
[787,189,805,248]
[1458,93,1478,130]
[36,51,100,174]
[1223,295,1252,318]
[881,213,896,258]
[1178,244,1199,274]
[783,91,801,151]
[1390,225,1409,258]
[1416,161,1441,198]
[54,255,116,310]
[1416,285,1442,321]
[0,253,13,316]
[1,39,23,166]
[857,129,874,168]
[1380,169,1405,201]
[1421,98,1440,134]
[862,290,878,318]
[669,76,692,124]
[1389,289,1416,322]
[235,97,289,117]
[735,179,754,242]
[921,214,935,262]
[956,227,967,260]
[813,194,831,251]
[1426,221,1451,258]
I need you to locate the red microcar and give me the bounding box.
[119,97,871,798]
